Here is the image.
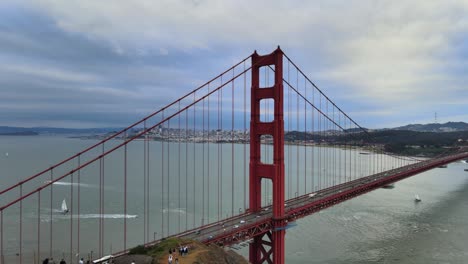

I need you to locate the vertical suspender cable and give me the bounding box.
[201,95,205,226]
[207,85,210,225]
[220,76,223,219]
[344,117,347,182]
[217,87,221,221]
[178,100,182,232]
[192,94,196,228]
[304,76,307,194]
[296,68,299,196]
[265,67,269,204]
[70,173,73,264]
[161,111,165,235]
[318,93,321,190]
[343,103,349,188]
[312,86,314,191]
[333,105,336,186]
[124,139,127,251]
[354,124,357,180]
[345,120,351,182]
[337,109,340,183]
[77,155,81,255]
[102,144,105,256]
[167,119,171,234]
[147,122,150,242]
[50,169,53,258]
[99,157,102,257]
[19,184,22,264]
[143,121,147,243]
[37,191,41,264]
[202,97,205,225]
[326,100,329,188]
[243,61,247,211]
[185,108,189,230]
[339,112,342,183]
[1,210,3,264]
[231,68,235,216]
[287,60,291,199]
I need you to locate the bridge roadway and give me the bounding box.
[131,151,468,253]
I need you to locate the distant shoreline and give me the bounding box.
[0,131,38,136]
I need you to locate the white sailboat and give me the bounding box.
[414,194,421,202]
[61,199,69,214]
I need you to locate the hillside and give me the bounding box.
[114,238,248,264]
[0,126,123,135]
[392,122,468,132]
[285,129,468,157]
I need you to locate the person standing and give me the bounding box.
[79,258,84,264]
[59,259,66,264]
[168,254,173,264]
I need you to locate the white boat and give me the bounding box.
[414,194,421,202]
[61,199,69,214]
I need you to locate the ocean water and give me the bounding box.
[1,136,467,263]
[279,161,468,263]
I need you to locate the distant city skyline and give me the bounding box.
[1,1,467,129]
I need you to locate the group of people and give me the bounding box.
[177,245,189,256]
[42,257,89,264]
[41,258,69,264]
[168,245,190,264]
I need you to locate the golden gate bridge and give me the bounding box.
[1,47,467,264]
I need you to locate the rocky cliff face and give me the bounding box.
[193,244,248,264]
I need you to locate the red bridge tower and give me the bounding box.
[249,47,286,264]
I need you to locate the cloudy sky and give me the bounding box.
[1,0,467,128]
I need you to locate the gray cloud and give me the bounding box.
[1,1,467,128]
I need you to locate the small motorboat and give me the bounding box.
[382,183,395,189]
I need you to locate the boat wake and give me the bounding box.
[78,214,138,219]
[43,180,95,188]
[40,213,138,222]
[162,208,186,214]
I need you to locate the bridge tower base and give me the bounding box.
[249,47,286,264]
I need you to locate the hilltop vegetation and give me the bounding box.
[285,129,468,157]
[392,121,468,132]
